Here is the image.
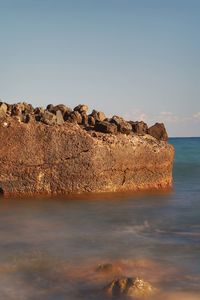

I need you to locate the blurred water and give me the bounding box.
[0,138,199,299]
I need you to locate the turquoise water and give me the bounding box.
[0,138,199,299]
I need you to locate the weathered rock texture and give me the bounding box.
[0,119,174,197]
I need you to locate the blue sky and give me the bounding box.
[0,0,199,136]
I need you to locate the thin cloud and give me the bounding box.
[193,112,200,119]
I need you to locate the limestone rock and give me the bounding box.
[0,102,174,197]
[111,115,132,134]
[89,109,106,122]
[74,104,88,114]
[0,103,7,119]
[88,115,95,126]
[148,123,168,141]
[56,110,64,125]
[68,111,82,124]
[130,121,148,135]
[105,277,157,298]
[94,121,118,134]
[41,111,57,125]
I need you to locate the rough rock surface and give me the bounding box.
[0,119,174,196]
[105,277,157,298]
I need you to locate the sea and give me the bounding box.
[0,137,199,300]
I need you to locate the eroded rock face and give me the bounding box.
[105,277,157,298]
[0,119,174,196]
[0,101,174,196]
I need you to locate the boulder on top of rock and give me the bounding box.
[41,111,57,125]
[148,123,168,141]
[0,103,7,119]
[129,121,148,135]
[111,115,132,134]
[95,121,117,134]
[89,110,106,122]
[105,277,157,298]
[74,104,88,114]
[47,104,71,116]
[55,104,71,115]
[68,111,82,124]
[56,110,64,125]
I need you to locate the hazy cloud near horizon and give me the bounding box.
[0,0,199,137]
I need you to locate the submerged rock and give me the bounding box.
[105,277,157,298]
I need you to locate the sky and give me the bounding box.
[0,0,199,136]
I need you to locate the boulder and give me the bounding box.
[97,111,106,121]
[68,111,82,124]
[74,104,88,114]
[129,121,148,135]
[111,115,132,134]
[105,277,157,298]
[94,121,117,134]
[88,115,96,126]
[11,103,25,116]
[48,104,72,116]
[41,111,57,125]
[90,110,106,122]
[56,110,64,125]
[22,102,34,114]
[34,107,45,115]
[81,113,88,126]
[148,123,168,141]
[0,103,7,119]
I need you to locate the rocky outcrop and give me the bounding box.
[0,102,174,197]
[105,277,157,298]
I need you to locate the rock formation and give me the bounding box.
[105,277,157,298]
[0,101,174,197]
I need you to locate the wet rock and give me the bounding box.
[0,103,7,119]
[94,121,117,134]
[148,123,168,141]
[129,121,148,135]
[68,111,82,124]
[111,115,132,134]
[105,277,157,298]
[41,111,57,125]
[56,110,64,125]
[74,104,88,114]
